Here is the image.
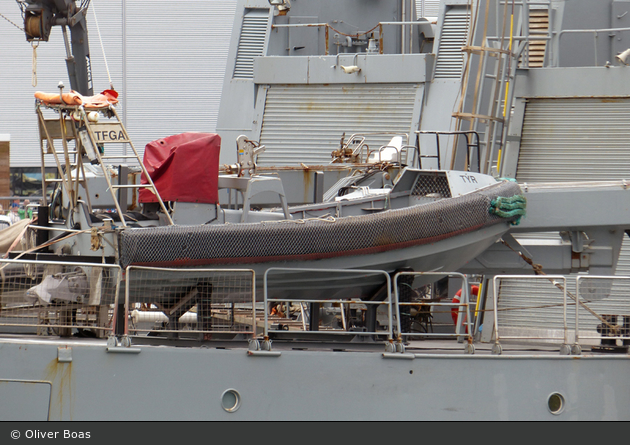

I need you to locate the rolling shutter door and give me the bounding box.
[515,97,630,278]
[497,97,630,337]
[516,98,630,182]
[258,84,422,166]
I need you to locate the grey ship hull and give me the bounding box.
[1,337,628,421]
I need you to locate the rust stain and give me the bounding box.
[303,170,312,203]
[43,358,73,421]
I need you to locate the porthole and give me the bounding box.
[547,392,565,415]
[221,389,241,413]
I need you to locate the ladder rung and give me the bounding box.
[100,155,139,159]
[111,184,154,189]
[49,151,79,155]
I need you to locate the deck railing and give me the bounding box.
[0,259,121,337]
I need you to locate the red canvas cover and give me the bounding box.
[139,133,221,204]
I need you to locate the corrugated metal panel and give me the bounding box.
[258,84,421,166]
[233,9,270,79]
[124,0,236,162]
[497,97,630,337]
[434,7,470,79]
[516,98,630,182]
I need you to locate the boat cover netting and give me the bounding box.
[119,181,523,268]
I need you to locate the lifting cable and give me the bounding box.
[0,10,38,86]
[90,0,114,90]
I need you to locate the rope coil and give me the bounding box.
[489,194,526,225]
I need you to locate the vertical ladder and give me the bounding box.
[451,0,551,175]
[36,102,174,227]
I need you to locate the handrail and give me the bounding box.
[493,275,568,353]
[492,274,630,355]
[415,130,481,171]
[263,267,394,340]
[393,271,472,344]
[124,266,256,339]
[0,258,122,337]
[554,27,630,67]
[271,21,429,55]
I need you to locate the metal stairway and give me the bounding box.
[36,98,174,227]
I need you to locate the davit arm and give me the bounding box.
[17,0,93,95]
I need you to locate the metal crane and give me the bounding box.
[17,0,93,96]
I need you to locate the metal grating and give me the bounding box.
[411,173,452,198]
[0,260,121,337]
[525,9,549,68]
[434,7,470,79]
[416,0,441,18]
[233,9,270,79]
[125,266,256,337]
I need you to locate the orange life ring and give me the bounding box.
[451,285,479,332]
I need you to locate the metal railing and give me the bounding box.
[574,275,630,351]
[394,271,474,343]
[492,274,630,355]
[415,130,481,171]
[0,259,121,337]
[263,267,394,340]
[271,21,429,56]
[124,266,256,339]
[493,274,568,353]
[553,27,630,67]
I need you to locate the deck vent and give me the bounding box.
[520,8,549,68]
[411,173,451,198]
[233,9,270,79]
[416,0,440,18]
[434,7,470,79]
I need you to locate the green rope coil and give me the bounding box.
[490,194,526,225]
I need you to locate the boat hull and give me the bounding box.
[0,338,628,421]
[120,181,522,303]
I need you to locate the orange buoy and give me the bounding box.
[451,285,479,332]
